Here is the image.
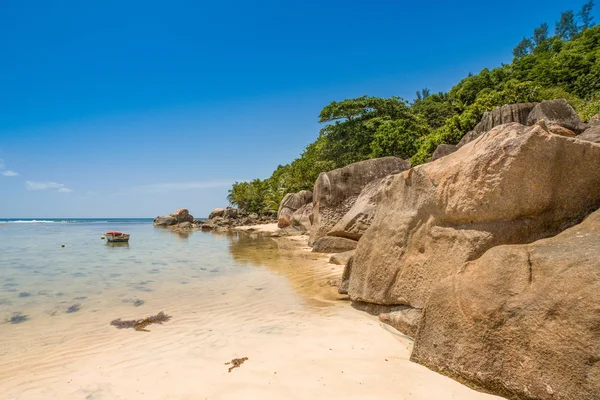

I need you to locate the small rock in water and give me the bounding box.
[133,299,145,307]
[66,303,81,313]
[18,292,31,297]
[8,312,28,324]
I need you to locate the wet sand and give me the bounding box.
[0,233,503,400]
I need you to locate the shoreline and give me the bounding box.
[0,229,502,399]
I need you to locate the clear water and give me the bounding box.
[0,219,322,324]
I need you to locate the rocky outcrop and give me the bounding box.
[346,122,600,309]
[310,157,411,245]
[578,125,600,143]
[208,208,225,219]
[154,208,194,226]
[327,177,387,240]
[430,144,458,161]
[290,203,313,232]
[311,236,358,253]
[412,209,600,400]
[277,190,313,228]
[457,102,538,147]
[527,98,588,134]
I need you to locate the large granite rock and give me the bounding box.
[277,190,312,228]
[412,209,600,400]
[208,208,225,219]
[154,208,194,226]
[309,157,411,245]
[430,144,458,161]
[457,102,537,147]
[527,98,588,134]
[327,177,387,240]
[153,215,177,226]
[171,208,194,223]
[578,125,600,144]
[346,122,600,309]
[290,202,313,232]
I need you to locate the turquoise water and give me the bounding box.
[0,219,277,323]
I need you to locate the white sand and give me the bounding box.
[0,235,503,400]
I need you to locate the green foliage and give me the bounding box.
[579,1,595,30]
[229,3,600,212]
[556,10,579,40]
[513,37,534,58]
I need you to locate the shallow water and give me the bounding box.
[0,220,502,400]
[0,219,338,325]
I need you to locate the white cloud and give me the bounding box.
[2,170,18,176]
[25,181,73,193]
[126,180,236,194]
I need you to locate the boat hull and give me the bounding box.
[105,233,130,243]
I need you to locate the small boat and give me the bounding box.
[105,231,130,243]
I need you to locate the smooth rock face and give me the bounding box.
[290,203,313,232]
[527,98,588,134]
[412,209,600,400]
[347,123,600,309]
[327,177,387,240]
[578,125,600,143]
[311,236,358,253]
[310,157,411,245]
[457,102,537,147]
[430,144,458,161]
[329,250,355,266]
[379,306,422,339]
[277,190,313,228]
[208,208,225,219]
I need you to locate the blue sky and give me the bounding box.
[0,0,591,218]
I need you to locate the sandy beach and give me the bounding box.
[0,231,503,400]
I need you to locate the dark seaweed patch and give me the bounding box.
[8,312,28,324]
[110,311,171,332]
[18,292,31,297]
[66,303,81,313]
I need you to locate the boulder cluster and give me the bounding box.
[153,206,276,233]
[154,98,600,399]
[275,99,600,400]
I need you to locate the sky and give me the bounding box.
[0,0,592,218]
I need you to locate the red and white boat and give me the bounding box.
[105,231,130,243]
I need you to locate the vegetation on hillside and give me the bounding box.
[228,1,600,214]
